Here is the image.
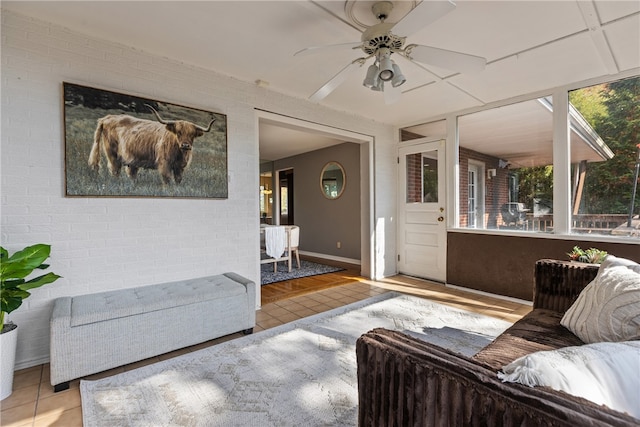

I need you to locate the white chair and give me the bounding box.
[264,225,286,272]
[289,225,301,269]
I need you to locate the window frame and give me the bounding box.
[440,71,640,245]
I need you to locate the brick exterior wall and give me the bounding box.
[406,153,423,203]
[459,147,510,228]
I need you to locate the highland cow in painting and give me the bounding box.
[88,105,215,185]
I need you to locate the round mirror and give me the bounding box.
[320,161,346,199]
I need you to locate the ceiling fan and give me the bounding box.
[295,0,486,104]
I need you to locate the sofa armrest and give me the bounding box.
[533,259,599,312]
[356,328,637,427]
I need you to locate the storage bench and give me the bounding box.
[50,273,255,391]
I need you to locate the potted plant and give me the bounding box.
[567,246,608,264]
[1,244,61,400]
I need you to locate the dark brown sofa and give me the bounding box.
[356,259,639,426]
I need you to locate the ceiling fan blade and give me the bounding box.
[294,42,362,57]
[392,0,456,37]
[383,84,402,105]
[407,45,486,74]
[309,61,362,102]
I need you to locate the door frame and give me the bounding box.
[256,110,375,278]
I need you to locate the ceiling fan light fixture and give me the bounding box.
[362,63,380,88]
[379,68,393,81]
[391,62,406,87]
[300,0,484,102]
[377,48,394,81]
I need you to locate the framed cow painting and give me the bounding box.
[63,82,228,198]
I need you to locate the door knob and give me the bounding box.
[437,216,444,222]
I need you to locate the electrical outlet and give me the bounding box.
[336,241,341,249]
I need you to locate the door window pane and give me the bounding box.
[406,151,438,203]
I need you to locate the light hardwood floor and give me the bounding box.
[1,264,531,427]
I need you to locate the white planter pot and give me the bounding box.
[1,324,18,400]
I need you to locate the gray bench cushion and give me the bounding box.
[70,275,246,327]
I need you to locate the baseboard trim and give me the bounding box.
[299,251,361,266]
[15,355,50,371]
[445,283,533,306]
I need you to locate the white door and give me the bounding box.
[398,140,447,282]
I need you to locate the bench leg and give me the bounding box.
[53,382,70,393]
[242,328,253,335]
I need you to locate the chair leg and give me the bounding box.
[295,249,301,268]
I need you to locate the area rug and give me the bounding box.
[80,292,512,427]
[260,259,344,285]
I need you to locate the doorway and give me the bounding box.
[398,139,447,282]
[278,169,294,225]
[257,110,374,279]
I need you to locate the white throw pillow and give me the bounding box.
[498,341,640,419]
[561,255,640,343]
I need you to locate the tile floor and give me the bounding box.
[0,275,531,427]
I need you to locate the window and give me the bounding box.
[454,76,639,239]
[569,76,640,238]
[458,98,554,231]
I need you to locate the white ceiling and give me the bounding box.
[457,98,613,168]
[3,1,639,161]
[258,118,355,161]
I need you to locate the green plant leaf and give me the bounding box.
[2,280,26,292]
[1,291,30,315]
[1,244,61,325]
[0,244,51,280]
[18,272,62,291]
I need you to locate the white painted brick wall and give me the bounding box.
[1,10,397,369]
